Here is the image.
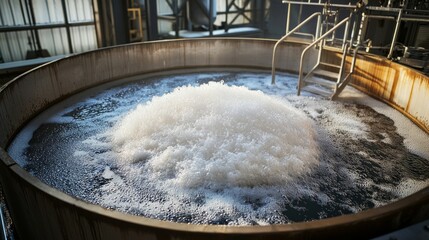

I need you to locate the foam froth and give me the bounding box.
[112,82,319,188]
[8,72,429,225]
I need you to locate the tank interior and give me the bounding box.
[1,1,429,240]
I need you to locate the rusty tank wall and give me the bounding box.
[322,50,429,134]
[0,38,428,240]
[351,55,429,133]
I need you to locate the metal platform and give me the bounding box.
[168,27,262,38]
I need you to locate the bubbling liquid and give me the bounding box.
[111,82,319,189]
[7,72,429,225]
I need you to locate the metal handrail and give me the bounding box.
[271,12,321,84]
[336,42,350,85]
[331,44,361,99]
[297,16,350,96]
[282,0,358,9]
[293,32,316,41]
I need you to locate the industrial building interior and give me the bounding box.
[0,0,429,239]
[0,0,428,83]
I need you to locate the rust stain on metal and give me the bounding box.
[405,71,416,113]
[344,51,429,133]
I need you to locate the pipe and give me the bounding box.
[0,21,94,32]
[293,32,315,41]
[365,6,402,12]
[282,1,411,13]
[365,15,395,20]
[357,14,429,23]
[401,17,429,22]
[282,1,357,9]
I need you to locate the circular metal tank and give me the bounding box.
[0,38,429,240]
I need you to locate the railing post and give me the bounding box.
[331,12,338,42]
[350,14,357,46]
[387,9,402,59]
[342,10,353,50]
[272,12,321,85]
[297,17,350,96]
[285,2,291,34]
[315,14,321,39]
[356,12,367,46]
[337,43,349,85]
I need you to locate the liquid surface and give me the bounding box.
[8,72,429,225]
[112,82,319,189]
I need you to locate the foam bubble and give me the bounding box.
[111,82,319,189]
[395,178,429,198]
[7,71,429,225]
[340,87,429,160]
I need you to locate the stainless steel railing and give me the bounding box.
[271,12,322,85]
[297,16,350,96]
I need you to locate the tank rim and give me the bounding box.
[1,38,429,238]
[3,153,429,234]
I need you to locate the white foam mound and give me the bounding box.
[112,82,319,188]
